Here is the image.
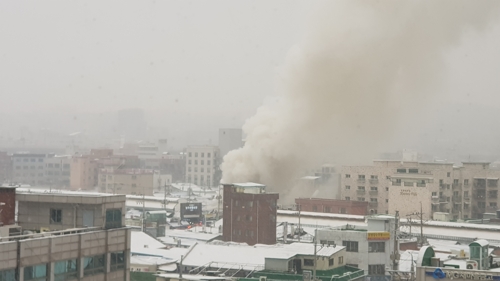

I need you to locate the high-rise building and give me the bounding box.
[340,160,500,220]
[185,145,220,187]
[222,183,279,245]
[218,128,243,157]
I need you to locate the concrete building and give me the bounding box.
[185,145,220,187]
[340,160,500,220]
[222,183,279,245]
[98,168,155,196]
[0,151,12,183]
[295,198,369,215]
[17,191,126,231]
[44,155,71,188]
[159,154,185,183]
[316,215,398,276]
[218,128,243,157]
[0,227,131,281]
[70,155,98,190]
[11,153,55,186]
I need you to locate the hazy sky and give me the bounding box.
[2,1,500,155]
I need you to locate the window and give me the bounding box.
[464,191,469,197]
[345,185,350,190]
[396,168,406,173]
[453,179,459,185]
[189,152,192,157]
[345,174,350,178]
[24,264,47,281]
[357,186,365,190]
[195,160,198,165]
[345,197,350,201]
[105,209,122,229]
[385,187,389,191]
[195,153,198,157]
[490,202,497,207]
[248,201,254,208]
[369,242,385,252]
[110,251,125,271]
[447,172,451,177]
[31,158,36,162]
[371,175,378,179]
[236,215,241,221]
[201,160,204,165]
[432,192,437,196]
[329,258,334,266]
[385,199,388,203]
[358,175,365,179]
[340,207,346,214]
[0,269,15,281]
[304,259,314,266]
[312,205,318,211]
[342,241,359,252]
[408,168,418,173]
[208,160,211,165]
[246,215,253,221]
[54,259,78,281]
[201,153,204,157]
[370,186,377,191]
[201,168,204,172]
[370,198,377,202]
[368,264,385,275]
[464,179,469,185]
[207,153,211,157]
[357,197,365,201]
[338,256,344,265]
[50,209,62,224]
[324,206,331,212]
[235,200,240,206]
[83,254,105,276]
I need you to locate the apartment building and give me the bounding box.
[98,168,155,196]
[70,155,98,190]
[295,198,369,215]
[222,183,279,245]
[340,160,500,220]
[44,155,71,188]
[11,153,55,186]
[185,145,220,187]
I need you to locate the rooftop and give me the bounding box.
[232,182,266,188]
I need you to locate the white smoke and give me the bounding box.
[221,1,500,198]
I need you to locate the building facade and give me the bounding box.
[17,192,126,231]
[317,215,397,276]
[222,183,279,245]
[0,186,16,226]
[295,198,369,215]
[185,145,220,187]
[98,168,155,196]
[70,155,98,190]
[11,153,55,186]
[340,160,500,220]
[0,152,12,183]
[44,155,71,188]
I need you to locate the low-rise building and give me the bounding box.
[222,183,279,245]
[16,190,126,231]
[98,168,155,196]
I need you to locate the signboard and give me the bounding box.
[180,203,202,220]
[367,231,390,240]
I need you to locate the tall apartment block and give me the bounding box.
[222,183,279,245]
[185,145,220,187]
[340,160,500,220]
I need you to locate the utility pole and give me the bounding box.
[298,204,301,242]
[420,202,424,246]
[392,210,400,271]
[313,228,317,281]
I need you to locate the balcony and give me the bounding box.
[452,196,462,202]
[357,190,366,195]
[439,196,448,204]
[357,178,366,183]
[488,192,498,199]
[369,179,379,184]
[392,182,402,186]
[369,190,378,195]
[463,196,470,201]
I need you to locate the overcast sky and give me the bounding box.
[2,1,500,156]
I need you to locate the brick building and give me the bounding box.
[0,185,16,226]
[295,198,369,215]
[222,183,279,245]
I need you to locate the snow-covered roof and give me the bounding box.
[181,242,345,270]
[232,182,266,188]
[163,229,221,242]
[130,255,172,266]
[131,231,166,251]
[131,247,188,261]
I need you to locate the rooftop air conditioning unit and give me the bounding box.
[466,260,478,270]
[259,276,267,281]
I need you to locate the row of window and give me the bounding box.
[14,158,44,162]
[303,256,343,267]
[50,208,122,229]
[187,159,212,165]
[188,152,213,158]
[0,253,124,281]
[342,241,386,253]
[344,197,388,203]
[187,167,211,173]
[346,186,390,191]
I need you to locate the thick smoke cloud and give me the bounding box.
[221,1,500,197]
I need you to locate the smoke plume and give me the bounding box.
[221,1,500,199]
